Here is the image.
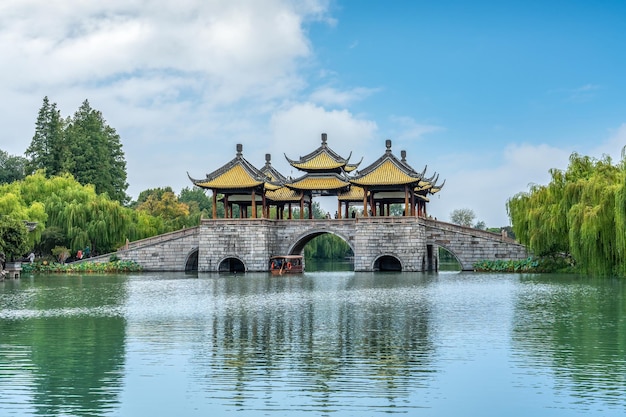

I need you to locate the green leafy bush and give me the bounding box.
[21,260,143,274]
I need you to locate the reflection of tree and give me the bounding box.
[512,276,626,406]
[193,273,436,411]
[30,317,126,415]
[0,276,127,416]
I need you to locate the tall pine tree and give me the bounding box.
[25,96,65,175]
[25,98,130,204]
[64,100,129,203]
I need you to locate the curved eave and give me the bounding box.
[344,156,363,173]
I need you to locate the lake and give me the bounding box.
[1,271,624,416]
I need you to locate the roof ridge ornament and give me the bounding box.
[236,143,243,157]
[385,139,392,154]
[321,133,327,146]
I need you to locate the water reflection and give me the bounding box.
[512,275,626,409]
[124,272,438,414]
[0,272,625,416]
[0,276,128,416]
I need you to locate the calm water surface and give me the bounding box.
[1,271,624,416]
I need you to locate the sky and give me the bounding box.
[1,0,625,227]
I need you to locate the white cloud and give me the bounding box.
[310,86,379,106]
[388,115,444,143]
[428,143,571,227]
[590,123,626,162]
[268,102,378,175]
[0,0,334,199]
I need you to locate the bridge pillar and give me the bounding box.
[353,217,428,272]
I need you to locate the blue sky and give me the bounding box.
[1,0,625,226]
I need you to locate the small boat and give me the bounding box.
[269,255,303,275]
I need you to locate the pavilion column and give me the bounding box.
[404,185,409,217]
[299,197,304,219]
[261,192,267,218]
[362,186,368,217]
[337,199,342,219]
[288,203,293,219]
[369,192,375,216]
[224,195,230,218]
[212,190,218,219]
[251,190,257,218]
[345,202,350,219]
[308,201,313,219]
[410,189,416,216]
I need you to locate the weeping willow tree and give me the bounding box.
[4,171,170,255]
[507,151,626,276]
[304,234,353,259]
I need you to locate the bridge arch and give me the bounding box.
[287,229,355,256]
[431,243,463,270]
[185,247,199,271]
[372,254,403,271]
[217,255,247,273]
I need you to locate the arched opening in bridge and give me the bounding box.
[218,257,246,273]
[373,255,402,272]
[291,231,354,272]
[437,246,461,271]
[185,249,199,272]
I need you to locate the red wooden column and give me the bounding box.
[251,190,257,218]
[362,186,368,217]
[212,190,218,219]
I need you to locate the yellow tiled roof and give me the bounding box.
[338,186,366,201]
[265,187,303,202]
[287,175,350,190]
[351,160,420,186]
[194,165,264,189]
[264,182,282,191]
[290,153,345,171]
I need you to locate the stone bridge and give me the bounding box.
[104,217,527,272]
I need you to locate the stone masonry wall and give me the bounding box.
[353,217,427,271]
[113,227,200,271]
[422,218,528,270]
[101,218,528,272]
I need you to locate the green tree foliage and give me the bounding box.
[24,97,129,204]
[0,149,27,184]
[304,234,353,259]
[64,100,129,203]
[25,96,66,175]
[449,208,476,227]
[3,172,142,255]
[135,187,191,229]
[507,152,626,276]
[0,216,30,261]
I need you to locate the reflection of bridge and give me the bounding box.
[104,217,527,272]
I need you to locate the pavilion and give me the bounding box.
[188,134,444,219]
